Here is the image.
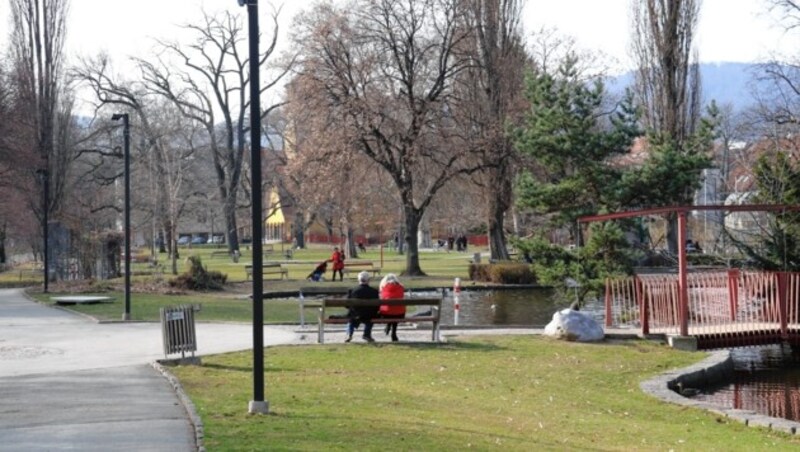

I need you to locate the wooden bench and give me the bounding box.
[244,263,288,280]
[18,268,43,281]
[342,261,382,278]
[317,297,441,343]
[264,248,293,259]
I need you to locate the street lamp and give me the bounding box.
[112,113,131,321]
[35,167,49,293]
[238,0,268,415]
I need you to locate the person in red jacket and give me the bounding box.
[330,247,345,281]
[379,273,405,342]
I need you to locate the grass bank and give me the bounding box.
[171,336,800,450]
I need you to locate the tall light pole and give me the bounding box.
[238,0,268,415]
[112,113,131,321]
[35,167,49,293]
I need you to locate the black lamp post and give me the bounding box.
[112,113,131,321]
[35,167,49,293]
[238,0,267,415]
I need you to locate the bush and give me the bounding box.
[169,256,227,291]
[469,263,535,284]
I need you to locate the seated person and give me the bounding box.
[379,273,405,342]
[345,271,379,343]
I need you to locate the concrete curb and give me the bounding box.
[640,350,800,436]
[152,361,206,452]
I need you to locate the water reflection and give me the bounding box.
[690,345,800,422]
[423,289,604,327]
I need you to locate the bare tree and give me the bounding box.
[630,0,704,253]
[293,0,484,275]
[135,9,290,255]
[72,55,179,263]
[9,0,73,284]
[631,0,702,143]
[459,0,527,260]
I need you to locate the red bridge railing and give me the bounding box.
[605,271,800,349]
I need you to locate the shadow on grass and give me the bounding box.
[200,363,254,373]
[359,340,507,352]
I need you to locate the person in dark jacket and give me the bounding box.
[345,271,380,343]
[306,261,328,281]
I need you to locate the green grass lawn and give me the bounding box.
[28,292,303,323]
[19,244,482,322]
[149,243,474,283]
[170,335,800,451]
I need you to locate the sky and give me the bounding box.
[0,0,796,95]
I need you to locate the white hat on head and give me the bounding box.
[358,271,371,283]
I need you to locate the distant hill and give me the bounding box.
[608,62,766,112]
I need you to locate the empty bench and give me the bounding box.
[244,263,288,280]
[342,261,382,278]
[317,297,441,343]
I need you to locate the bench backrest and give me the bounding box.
[344,261,374,267]
[322,297,441,308]
[245,263,284,269]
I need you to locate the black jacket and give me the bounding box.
[347,283,380,319]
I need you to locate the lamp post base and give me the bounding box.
[248,400,269,414]
[122,313,131,321]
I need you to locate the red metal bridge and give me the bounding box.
[605,270,800,349]
[580,204,800,350]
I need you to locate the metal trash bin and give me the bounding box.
[160,304,200,358]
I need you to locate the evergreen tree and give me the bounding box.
[514,57,639,230]
[741,151,800,270]
[513,57,639,304]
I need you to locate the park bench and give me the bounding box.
[264,248,294,259]
[342,261,382,278]
[244,262,288,280]
[210,250,233,259]
[316,297,442,343]
[17,268,43,281]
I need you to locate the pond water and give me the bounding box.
[689,345,800,422]
[419,289,604,327]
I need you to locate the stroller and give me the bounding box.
[307,261,328,282]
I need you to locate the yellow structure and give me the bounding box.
[265,189,285,243]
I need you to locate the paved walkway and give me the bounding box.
[0,289,296,451]
[0,288,564,451]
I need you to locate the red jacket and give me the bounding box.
[379,282,406,316]
[331,250,344,270]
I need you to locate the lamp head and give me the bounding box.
[111,113,124,121]
[238,0,246,6]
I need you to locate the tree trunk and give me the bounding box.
[488,190,510,261]
[345,226,357,259]
[403,208,425,276]
[293,210,305,249]
[666,214,679,255]
[224,196,240,254]
[170,221,179,275]
[0,221,6,264]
